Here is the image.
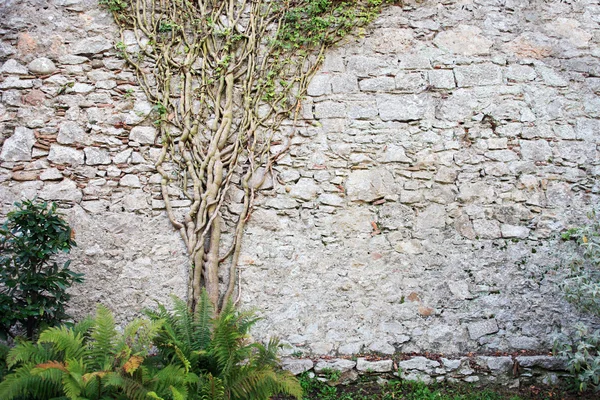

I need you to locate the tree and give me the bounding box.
[0,200,83,340]
[103,0,398,312]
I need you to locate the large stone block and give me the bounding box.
[345,168,395,202]
[377,94,432,121]
[454,64,503,87]
[0,127,35,161]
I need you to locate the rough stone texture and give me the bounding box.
[281,358,314,376]
[356,358,393,373]
[1,0,599,361]
[0,127,34,161]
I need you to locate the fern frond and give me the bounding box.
[0,363,62,399]
[38,325,85,360]
[230,368,302,400]
[193,290,213,352]
[89,305,117,370]
[7,340,55,368]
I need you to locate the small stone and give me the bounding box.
[40,168,63,180]
[520,139,552,162]
[129,126,157,144]
[119,174,142,187]
[346,168,395,203]
[318,193,345,207]
[476,356,513,375]
[58,121,87,144]
[394,240,423,255]
[39,179,82,203]
[58,54,89,65]
[84,147,111,165]
[314,101,346,119]
[12,170,39,181]
[501,224,529,239]
[433,25,493,56]
[0,76,34,89]
[428,70,455,89]
[0,127,35,161]
[516,356,566,370]
[71,36,112,55]
[506,65,537,82]
[368,340,395,355]
[356,358,393,373]
[441,358,461,371]
[359,77,396,92]
[281,359,314,376]
[314,359,356,373]
[307,74,331,96]
[27,57,57,75]
[467,319,499,340]
[48,145,85,165]
[398,357,440,371]
[1,59,28,74]
[113,148,133,164]
[71,83,95,94]
[289,178,319,201]
[454,64,503,87]
[472,219,501,239]
[377,94,432,121]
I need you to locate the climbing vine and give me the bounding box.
[103,0,398,312]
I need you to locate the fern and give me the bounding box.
[89,304,118,371]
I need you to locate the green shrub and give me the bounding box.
[553,210,600,391]
[0,199,84,340]
[0,305,189,400]
[146,291,302,400]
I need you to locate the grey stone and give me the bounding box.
[520,140,552,162]
[281,359,314,376]
[377,94,432,121]
[535,65,568,87]
[331,74,359,93]
[71,83,95,94]
[506,65,537,82]
[476,356,513,375]
[0,127,35,161]
[1,59,28,74]
[71,36,112,55]
[346,55,394,77]
[84,147,111,165]
[441,358,461,371]
[454,64,503,87]
[501,224,529,239]
[314,359,356,373]
[0,76,34,89]
[289,178,319,201]
[58,121,86,144]
[381,144,412,163]
[472,219,501,239]
[48,145,85,165]
[346,168,395,202]
[394,72,427,92]
[509,336,540,350]
[448,281,472,300]
[119,174,142,187]
[40,168,64,181]
[428,70,455,89]
[356,358,393,373]
[433,25,493,56]
[516,356,566,370]
[129,126,157,144]
[307,74,331,96]
[467,319,499,340]
[359,77,395,92]
[415,204,446,231]
[398,357,440,371]
[123,190,149,211]
[401,371,432,384]
[58,54,89,65]
[398,54,431,70]
[314,101,346,119]
[264,197,298,209]
[39,179,82,203]
[27,57,57,75]
[368,341,395,355]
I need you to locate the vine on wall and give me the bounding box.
[102,0,399,312]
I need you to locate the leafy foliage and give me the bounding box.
[0,305,189,400]
[146,291,302,399]
[0,199,83,340]
[553,210,600,391]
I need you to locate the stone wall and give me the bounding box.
[1,0,599,360]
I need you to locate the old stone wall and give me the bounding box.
[1,0,599,360]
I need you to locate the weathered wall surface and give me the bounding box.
[1,0,599,356]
